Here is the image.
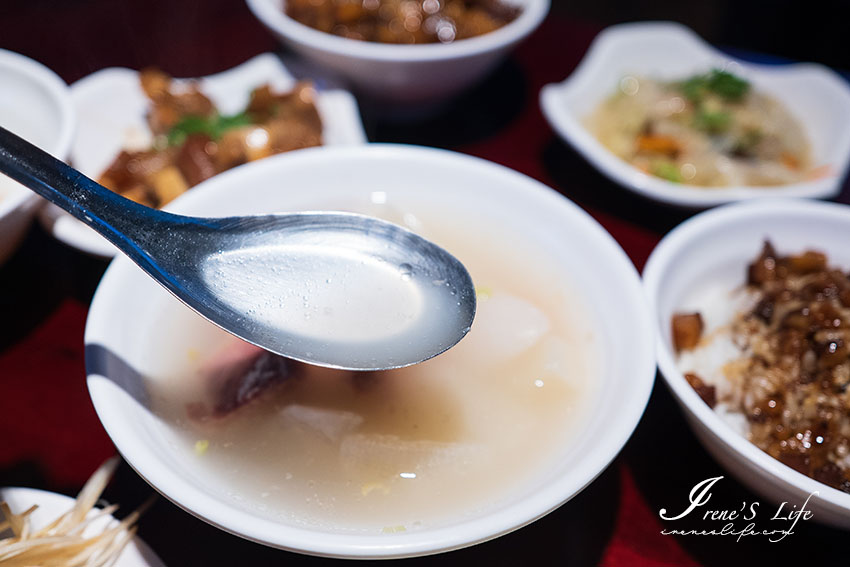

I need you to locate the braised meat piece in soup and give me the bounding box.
[186,341,299,421]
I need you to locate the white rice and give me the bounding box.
[675,284,758,437]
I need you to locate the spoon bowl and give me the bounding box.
[0,126,475,370]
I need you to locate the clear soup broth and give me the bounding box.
[144,200,598,533]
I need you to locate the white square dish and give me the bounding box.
[39,53,368,257]
[540,21,850,208]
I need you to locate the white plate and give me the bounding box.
[643,198,850,528]
[40,53,368,257]
[0,49,75,264]
[539,21,850,208]
[0,486,167,567]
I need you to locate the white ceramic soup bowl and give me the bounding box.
[0,49,75,264]
[245,0,548,106]
[85,144,655,557]
[644,198,850,529]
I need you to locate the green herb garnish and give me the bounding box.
[167,111,253,146]
[679,69,750,103]
[706,69,750,100]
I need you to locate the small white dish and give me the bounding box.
[0,49,75,264]
[40,53,368,257]
[540,21,850,208]
[0,486,167,567]
[643,198,850,529]
[85,144,655,558]
[246,0,548,107]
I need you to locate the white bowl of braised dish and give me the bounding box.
[40,53,367,257]
[644,198,850,528]
[245,0,548,106]
[0,49,74,264]
[85,144,655,557]
[540,22,850,208]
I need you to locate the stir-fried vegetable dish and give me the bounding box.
[589,69,813,187]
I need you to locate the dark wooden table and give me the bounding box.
[1,1,848,565]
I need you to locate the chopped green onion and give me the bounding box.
[167,111,253,146]
[381,525,407,533]
[677,69,750,103]
[706,69,750,100]
[475,286,493,301]
[650,161,682,183]
[194,439,210,455]
[679,75,709,103]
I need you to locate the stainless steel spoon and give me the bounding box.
[0,126,475,370]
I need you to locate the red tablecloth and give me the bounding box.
[1,2,847,565]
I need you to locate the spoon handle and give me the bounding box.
[0,125,189,243]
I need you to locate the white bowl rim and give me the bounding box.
[245,0,550,63]
[0,48,75,218]
[86,143,656,558]
[643,197,850,512]
[539,21,850,208]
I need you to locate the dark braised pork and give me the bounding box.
[99,69,323,208]
[285,0,519,44]
[675,241,850,494]
[187,343,299,421]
